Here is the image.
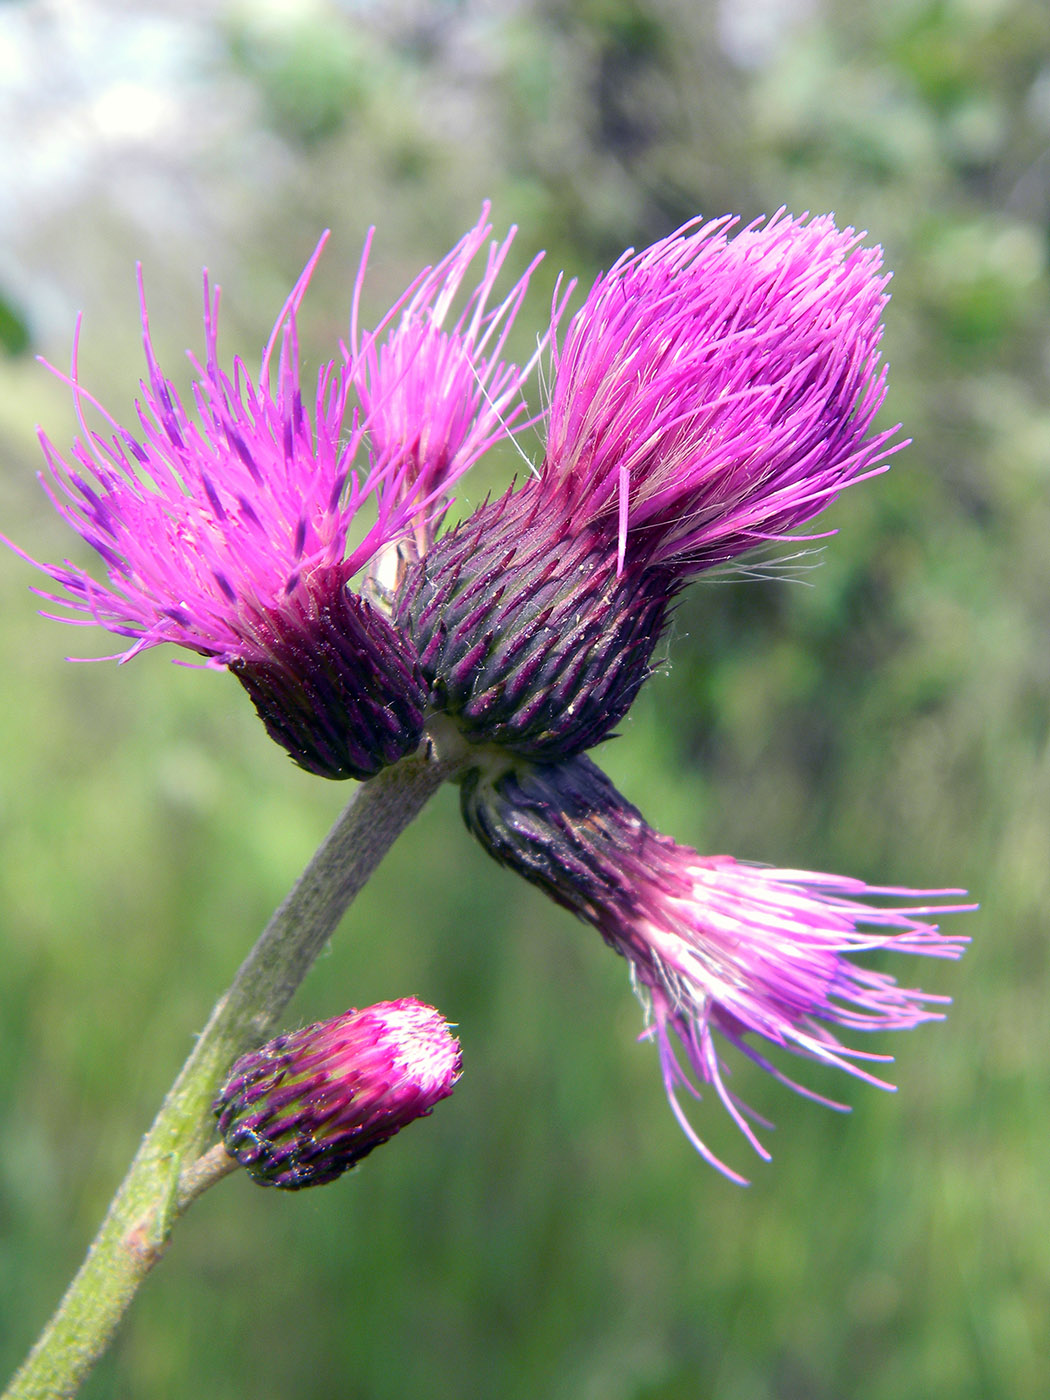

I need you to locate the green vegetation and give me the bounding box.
[1,1,1048,1396]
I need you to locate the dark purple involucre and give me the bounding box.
[396,486,666,759]
[230,573,426,780]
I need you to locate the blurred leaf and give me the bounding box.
[0,290,30,357]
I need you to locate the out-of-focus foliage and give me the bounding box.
[1,1,1048,1397]
[0,292,29,357]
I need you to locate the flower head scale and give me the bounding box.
[214,997,462,1189]
[6,235,431,778]
[544,209,901,576]
[352,203,559,585]
[396,483,663,758]
[461,754,970,1184]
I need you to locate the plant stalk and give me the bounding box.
[3,743,458,1400]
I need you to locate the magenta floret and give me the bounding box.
[18,235,414,664]
[641,857,969,1183]
[352,202,559,582]
[544,209,902,575]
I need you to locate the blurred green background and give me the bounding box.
[1,1,1048,1396]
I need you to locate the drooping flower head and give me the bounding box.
[352,202,552,584]
[213,997,462,1189]
[462,754,969,1184]
[398,211,901,762]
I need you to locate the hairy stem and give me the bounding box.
[3,743,458,1400]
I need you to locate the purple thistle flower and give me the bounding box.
[4,235,440,778]
[352,203,553,587]
[544,209,901,576]
[398,211,900,761]
[461,755,970,1184]
[213,997,462,1189]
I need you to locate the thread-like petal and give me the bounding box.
[545,210,901,575]
[352,203,559,583]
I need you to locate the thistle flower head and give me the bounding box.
[397,210,901,762]
[462,754,969,1184]
[352,203,550,578]
[6,235,434,778]
[213,998,462,1189]
[544,210,901,575]
[16,234,421,664]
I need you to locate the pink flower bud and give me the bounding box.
[214,999,462,1189]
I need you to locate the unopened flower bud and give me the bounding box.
[213,998,462,1189]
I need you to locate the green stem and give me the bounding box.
[3,744,459,1400]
